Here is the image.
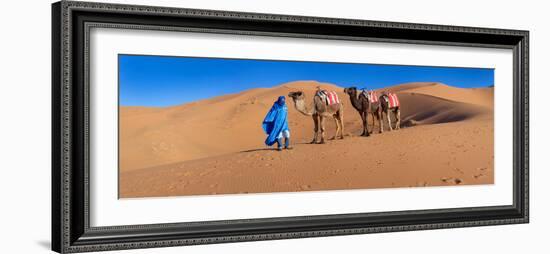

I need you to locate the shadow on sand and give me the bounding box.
[240,148,279,153]
[240,142,320,153]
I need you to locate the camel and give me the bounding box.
[379,93,401,131]
[287,90,345,144]
[344,87,384,135]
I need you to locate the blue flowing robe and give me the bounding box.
[262,97,290,146]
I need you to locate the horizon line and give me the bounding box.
[119,80,494,108]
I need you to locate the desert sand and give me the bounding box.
[119,81,494,198]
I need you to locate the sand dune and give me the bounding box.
[387,82,494,108]
[377,82,438,93]
[119,81,494,198]
[120,119,493,198]
[398,93,492,126]
[120,81,351,172]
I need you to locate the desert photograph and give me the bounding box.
[118,55,494,198]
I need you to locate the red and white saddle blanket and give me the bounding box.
[384,93,400,108]
[317,90,340,105]
[361,90,379,103]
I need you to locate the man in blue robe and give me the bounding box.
[262,96,292,151]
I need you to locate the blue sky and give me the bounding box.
[119,54,494,107]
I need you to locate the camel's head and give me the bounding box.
[288,91,305,102]
[344,87,358,96]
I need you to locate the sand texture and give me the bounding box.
[119,81,494,198]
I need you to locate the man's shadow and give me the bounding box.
[240,148,279,153]
[240,141,316,153]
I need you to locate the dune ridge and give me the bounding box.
[119,81,494,198]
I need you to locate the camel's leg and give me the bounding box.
[359,112,365,136]
[362,112,369,136]
[319,116,326,144]
[339,109,345,139]
[369,112,375,134]
[358,112,365,136]
[330,116,339,140]
[387,109,393,131]
[395,108,401,130]
[361,112,369,136]
[379,111,384,133]
[311,114,319,144]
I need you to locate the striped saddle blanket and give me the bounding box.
[384,93,400,108]
[361,90,379,103]
[317,90,340,105]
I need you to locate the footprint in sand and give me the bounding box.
[177,171,193,177]
[199,171,211,177]
[441,177,463,185]
[474,173,485,179]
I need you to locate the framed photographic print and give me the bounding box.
[51,1,529,253]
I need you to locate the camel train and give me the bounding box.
[343,87,401,136]
[288,87,400,143]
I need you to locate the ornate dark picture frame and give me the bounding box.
[52,1,529,253]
